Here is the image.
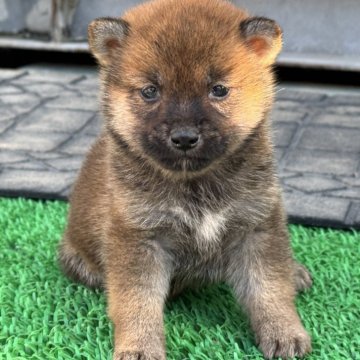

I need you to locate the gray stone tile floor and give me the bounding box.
[0,65,359,229]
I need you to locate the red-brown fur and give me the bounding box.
[59,1,312,359]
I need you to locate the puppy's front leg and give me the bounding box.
[105,226,171,360]
[225,231,311,359]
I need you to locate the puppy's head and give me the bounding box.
[88,0,282,175]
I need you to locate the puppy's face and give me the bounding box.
[88,0,282,174]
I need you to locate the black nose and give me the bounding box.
[170,129,200,151]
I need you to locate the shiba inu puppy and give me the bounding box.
[59,0,312,358]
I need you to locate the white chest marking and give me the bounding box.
[169,205,230,250]
[195,209,228,245]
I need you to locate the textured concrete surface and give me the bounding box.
[0,65,359,229]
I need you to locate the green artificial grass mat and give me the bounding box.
[1,197,359,360]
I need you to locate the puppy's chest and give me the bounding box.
[173,205,230,245]
[136,202,232,249]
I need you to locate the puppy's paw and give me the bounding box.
[256,324,311,359]
[294,262,312,293]
[115,351,163,360]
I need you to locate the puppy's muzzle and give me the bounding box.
[170,128,200,151]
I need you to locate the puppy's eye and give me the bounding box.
[210,84,229,99]
[141,85,159,101]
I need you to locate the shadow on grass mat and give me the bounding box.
[1,198,359,359]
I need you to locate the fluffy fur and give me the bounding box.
[59,0,312,359]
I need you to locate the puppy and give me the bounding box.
[59,0,312,358]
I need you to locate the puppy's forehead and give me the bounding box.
[121,0,248,87]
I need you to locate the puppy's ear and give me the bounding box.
[88,17,130,66]
[240,17,282,66]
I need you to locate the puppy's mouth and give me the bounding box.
[142,137,227,173]
[157,154,213,172]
